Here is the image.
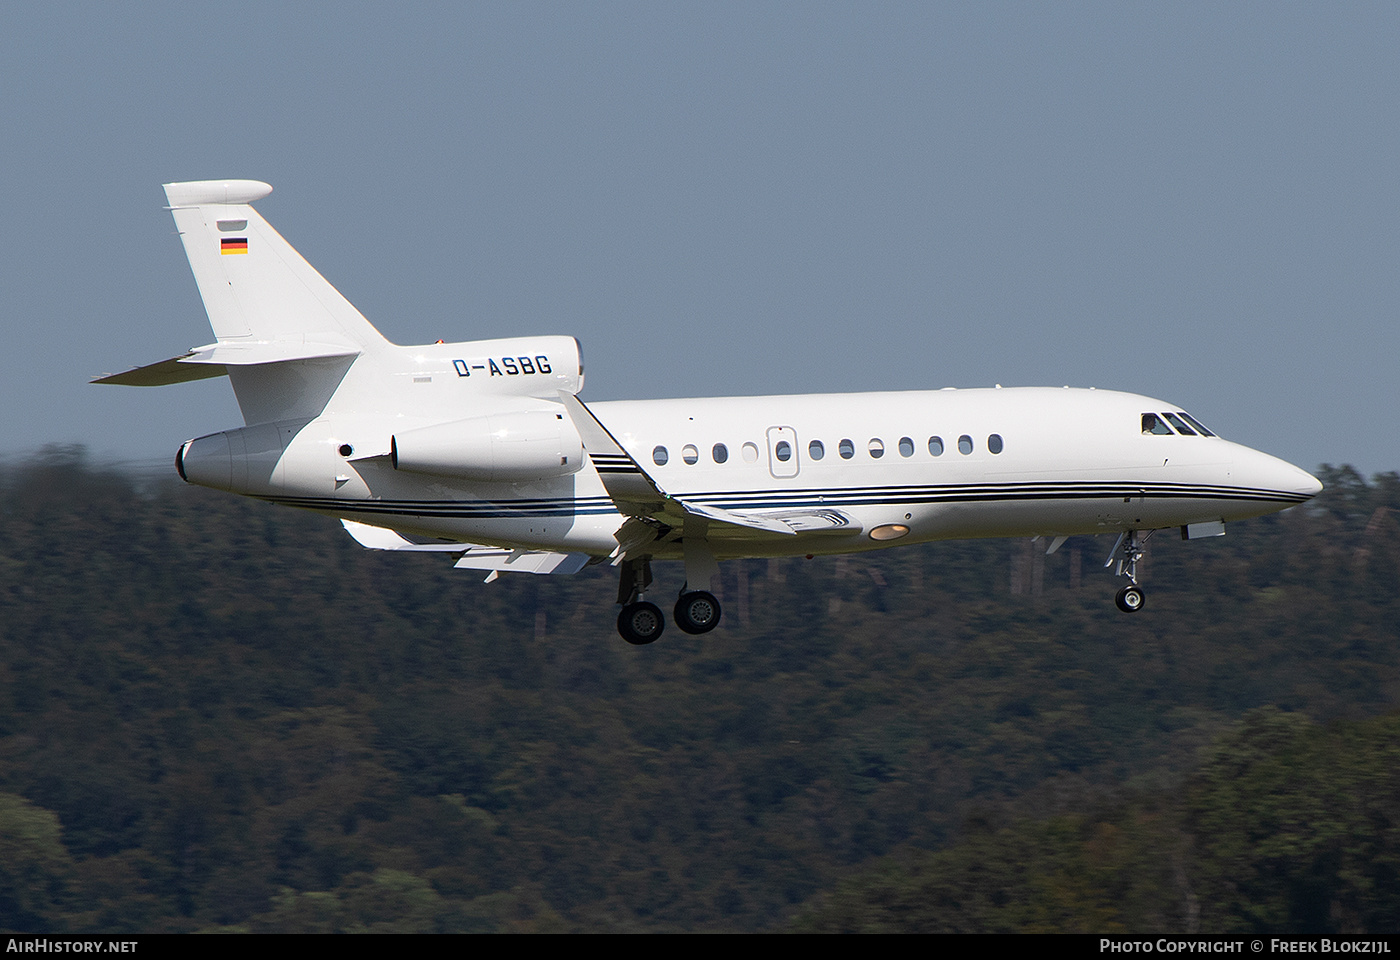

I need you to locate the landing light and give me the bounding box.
[869,524,909,541]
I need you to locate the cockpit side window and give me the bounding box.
[1163,412,1197,436]
[1142,413,1174,435]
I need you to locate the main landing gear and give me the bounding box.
[616,557,723,644]
[674,590,721,634]
[617,600,666,645]
[1105,530,1149,613]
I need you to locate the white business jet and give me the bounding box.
[97,180,1322,644]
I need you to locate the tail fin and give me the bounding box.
[163,180,388,349]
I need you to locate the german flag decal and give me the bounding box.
[221,238,248,255]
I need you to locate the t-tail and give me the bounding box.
[163,180,386,350]
[96,181,585,499]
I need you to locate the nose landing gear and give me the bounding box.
[1115,583,1145,612]
[1105,530,1149,613]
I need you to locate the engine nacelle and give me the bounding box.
[176,421,288,494]
[391,409,584,483]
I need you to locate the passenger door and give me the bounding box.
[766,426,799,479]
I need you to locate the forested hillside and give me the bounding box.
[0,448,1396,932]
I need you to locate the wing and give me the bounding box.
[558,393,860,548]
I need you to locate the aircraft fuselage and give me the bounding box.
[181,382,1318,559]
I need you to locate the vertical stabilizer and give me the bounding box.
[163,180,388,349]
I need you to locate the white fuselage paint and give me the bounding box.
[116,182,1319,600]
[256,384,1320,561]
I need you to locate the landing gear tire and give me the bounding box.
[674,591,722,635]
[618,601,666,645]
[1115,584,1145,613]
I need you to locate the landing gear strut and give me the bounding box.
[614,558,724,643]
[617,557,664,644]
[1105,530,1149,613]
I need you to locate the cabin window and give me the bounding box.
[899,436,915,457]
[1142,413,1173,435]
[958,435,974,455]
[839,439,855,460]
[712,443,729,463]
[988,434,1003,454]
[742,442,760,463]
[868,439,885,459]
[1163,413,1196,436]
[682,444,700,464]
[652,445,669,465]
[775,440,792,462]
[929,436,944,456]
[1178,412,1216,437]
[809,439,825,460]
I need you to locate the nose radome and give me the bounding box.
[1221,441,1318,500]
[1297,466,1324,499]
[1270,454,1323,499]
[1249,448,1322,499]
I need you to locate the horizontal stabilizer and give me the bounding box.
[93,354,229,386]
[94,340,362,386]
[185,340,361,365]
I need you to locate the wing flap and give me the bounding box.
[340,519,467,551]
[340,520,590,577]
[453,549,590,575]
[744,507,859,534]
[681,501,798,535]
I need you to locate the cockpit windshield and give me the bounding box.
[1177,412,1215,437]
[1142,413,1173,435]
[1141,411,1219,438]
[1163,413,1196,435]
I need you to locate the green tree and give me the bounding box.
[0,793,78,932]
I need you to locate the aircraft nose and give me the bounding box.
[1295,465,1324,499]
[1242,447,1322,501]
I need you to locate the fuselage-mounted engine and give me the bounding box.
[390,408,584,484]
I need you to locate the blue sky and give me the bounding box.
[3,3,1395,475]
